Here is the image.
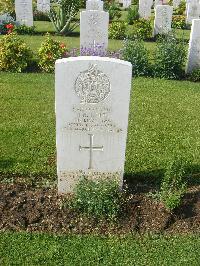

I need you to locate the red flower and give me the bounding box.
[60,43,66,49]
[6,23,14,30]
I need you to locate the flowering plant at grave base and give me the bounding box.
[0,21,15,34]
[64,44,122,59]
[38,34,68,73]
[0,13,15,35]
[109,21,127,40]
[0,33,33,72]
[172,15,187,30]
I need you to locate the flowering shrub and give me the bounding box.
[0,33,33,72]
[14,24,35,35]
[154,34,186,79]
[128,19,152,40]
[38,34,67,73]
[126,5,139,25]
[0,0,15,15]
[0,13,15,34]
[174,0,186,15]
[0,21,15,34]
[122,39,150,77]
[109,21,127,40]
[172,15,187,29]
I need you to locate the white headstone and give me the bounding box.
[186,19,200,73]
[186,0,200,13]
[37,0,50,13]
[153,5,173,36]
[55,57,132,194]
[139,0,153,19]
[123,0,132,8]
[15,0,33,27]
[154,0,163,8]
[173,0,181,9]
[80,1,109,54]
[186,2,200,24]
[86,0,103,11]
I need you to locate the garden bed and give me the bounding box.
[0,181,199,235]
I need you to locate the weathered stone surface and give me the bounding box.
[55,57,132,194]
[37,0,50,13]
[15,0,33,27]
[153,5,173,36]
[186,2,200,24]
[186,19,200,73]
[139,0,153,19]
[80,3,109,54]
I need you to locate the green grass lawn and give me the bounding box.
[0,232,200,265]
[1,74,200,183]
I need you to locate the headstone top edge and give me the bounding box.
[55,57,132,67]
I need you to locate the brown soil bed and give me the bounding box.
[0,183,199,235]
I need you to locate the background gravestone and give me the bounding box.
[37,0,50,13]
[123,0,132,8]
[186,19,200,73]
[153,5,173,36]
[55,57,132,194]
[86,0,103,10]
[186,2,200,24]
[173,0,181,9]
[80,0,109,55]
[15,0,33,27]
[139,0,153,19]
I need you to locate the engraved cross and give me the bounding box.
[79,134,103,169]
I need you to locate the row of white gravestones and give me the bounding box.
[186,2,200,24]
[37,0,50,13]
[153,5,173,36]
[80,0,109,54]
[139,0,153,19]
[55,57,132,194]
[186,19,200,73]
[15,0,33,27]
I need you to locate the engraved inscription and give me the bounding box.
[75,64,111,104]
[66,105,122,133]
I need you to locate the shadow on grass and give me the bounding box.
[124,164,200,193]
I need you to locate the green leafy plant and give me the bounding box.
[38,34,67,73]
[172,15,187,29]
[0,0,15,16]
[109,21,127,40]
[122,39,150,76]
[160,158,187,211]
[48,0,80,35]
[154,34,186,79]
[33,10,51,21]
[104,0,121,21]
[14,24,35,35]
[126,5,139,25]
[0,33,33,72]
[128,18,152,40]
[187,68,200,82]
[174,0,186,15]
[69,177,123,220]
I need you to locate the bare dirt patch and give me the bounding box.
[0,183,199,235]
